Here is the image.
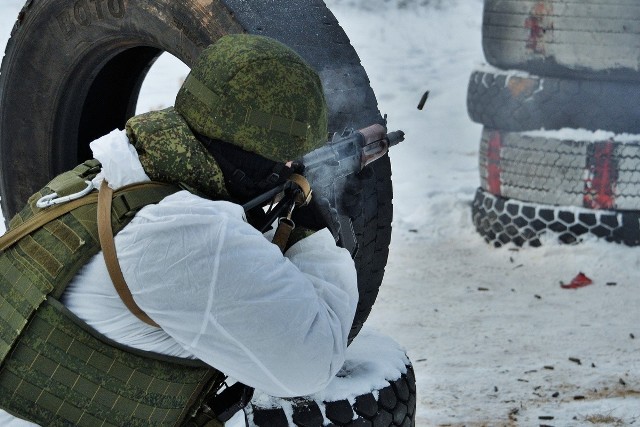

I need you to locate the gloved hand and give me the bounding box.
[291,195,341,242]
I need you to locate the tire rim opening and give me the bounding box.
[136,51,190,116]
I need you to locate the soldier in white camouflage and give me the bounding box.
[0,34,358,426]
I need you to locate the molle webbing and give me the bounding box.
[0,160,220,426]
[0,300,216,426]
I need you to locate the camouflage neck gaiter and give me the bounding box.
[125,107,229,200]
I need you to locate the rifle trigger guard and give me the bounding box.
[288,173,312,207]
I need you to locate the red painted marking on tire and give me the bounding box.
[487,131,502,196]
[584,140,616,209]
[525,1,553,55]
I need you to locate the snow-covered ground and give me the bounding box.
[2,0,639,425]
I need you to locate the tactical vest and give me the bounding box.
[0,108,233,426]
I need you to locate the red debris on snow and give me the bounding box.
[560,272,593,289]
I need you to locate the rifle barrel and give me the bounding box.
[387,130,405,147]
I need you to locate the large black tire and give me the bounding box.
[245,329,416,427]
[479,128,640,210]
[0,0,392,342]
[472,187,640,247]
[483,0,640,82]
[466,69,640,133]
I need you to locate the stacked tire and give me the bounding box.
[469,0,640,247]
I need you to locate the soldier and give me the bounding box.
[0,34,358,426]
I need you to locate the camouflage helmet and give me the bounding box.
[174,34,329,163]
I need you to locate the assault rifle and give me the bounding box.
[243,122,405,255]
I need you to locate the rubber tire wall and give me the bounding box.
[466,69,640,134]
[0,0,391,343]
[478,128,640,210]
[247,365,416,427]
[246,330,416,427]
[483,0,640,82]
[472,188,640,247]
[473,0,640,249]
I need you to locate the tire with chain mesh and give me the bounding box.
[478,128,640,210]
[472,187,640,247]
[0,0,391,343]
[245,329,417,427]
[466,69,640,134]
[483,0,640,82]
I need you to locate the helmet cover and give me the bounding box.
[175,34,329,163]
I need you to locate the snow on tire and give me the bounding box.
[483,0,640,82]
[466,69,640,134]
[472,187,640,247]
[0,0,391,343]
[245,329,416,427]
[479,128,640,210]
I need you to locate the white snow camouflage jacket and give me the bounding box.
[1,129,359,426]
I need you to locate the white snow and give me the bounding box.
[521,128,640,144]
[2,0,640,425]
